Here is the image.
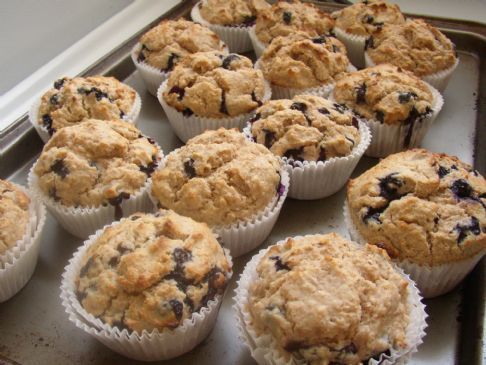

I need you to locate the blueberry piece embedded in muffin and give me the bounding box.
[164,53,179,72]
[355,83,367,104]
[169,86,185,100]
[270,255,291,271]
[53,78,66,90]
[438,165,450,178]
[50,159,69,179]
[183,159,197,178]
[455,217,481,244]
[379,173,403,201]
[365,36,374,50]
[282,11,292,24]
[221,54,240,70]
[398,91,418,104]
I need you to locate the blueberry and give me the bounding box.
[375,110,385,123]
[79,257,95,278]
[364,14,374,24]
[49,94,59,105]
[455,217,480,244]
[173,248,192,269]
[201,267,225,306]
[164,53,179,72]
[379,173,403,201]
[438,165,450,178]
[221,54,240,69]
[262,129,276,148]
[242,15,256,26]
[312,36,326,44]
[356,83,367,104]
[352,116,359,129]
[270,256,291,271]
[398,92,417,104]
[108,192,131,220]
[318,107,330,115]
[139,155,158,177]
[184,159,197,178]
[284,340,306,352]
[137,44,148,63]
[451,179,472,199]
[284,147,304,162]
[332,44,340,53]
[282,11,292,24]
[291,102,312,124]
[362,205,387,224]
[318,147,327,161]
[365,36,374,50]
[169,299,184,321]
[53,78,65,90]
[119,110,125,118]
[169,86,185,100]
[333,103,348,114]
[220,91,228,115]
[42,114,55,135]
[182,108,193,117]
[51,159,69,178]
[251,91,262,106]
[249,113,261,124]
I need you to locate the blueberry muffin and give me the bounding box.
[135,19,226,72]
[163,51,266,118]
[333,64,434,127]
[255,0,334,46]
[75,210,231,332]
[37,76,137,136]
[365,19,457,78]
[151,128,282,227]
[199,0,270,27]
[250,95,361,162]
[347,149,486,266]
[0,180,31,255]
[33,119,160,209]
[247,233,411,364]
[334,0,405,37]
[258,33,350,90]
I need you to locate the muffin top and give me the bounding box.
[255,0,334,45]
[248,233,409,364]
[334,0,405,37]
[347,149,486,265]
[163,51,266,118]
[250,94,361,162]
[38,76,137,136]
[76,210,231,333]
[34,119,160,208]
[199,0,270,26]
[259,33,350,89]
[151,128,282,227]
[366,19,457,77]
[333,64,434,125]
[136,19,226,71]
[0,180,31,255]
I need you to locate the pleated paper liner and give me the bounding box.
[343,200,486,298]
[329,83,444,158]
[157,79,272,143]
[29,91,142,143]
[243,120,371,200]
[60,218,233,361]
[191,1,253,53]
[255,60,357,100]
[249,26,266,58]
[27,148,163,239]
[364,52,459,93]
[234,235,428,365]
[0,190,46,302]
[334,26,367,69]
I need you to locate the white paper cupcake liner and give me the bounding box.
[364,52,459,93]
[244,120,371,200]
[29,90,142,143]
[233,235,427,365]
[27,148,163,239]
[157,79,272,143]
[0,192,46,302]
[255,60,356,100]
[343,201,486,298]
[131,42,169,97]
[191,1,253,53]
[149,152,289,258]
[330,83,443,158]
[249,25,267,58]
[334,27,367,69]
[60,219,233,361]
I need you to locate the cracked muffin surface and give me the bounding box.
[333,64,434,125]
[334,0,405,37]
[347,149,486,265]
[366,19,457,77]
[250,94,361,162]
[163,51,266,118]
[259,33,350,89]
[136,19,226,71]
[0,180,30,254]
[76,210,231,333]
[199,0,270,26]
[255,0,334,46]
[151,128,282,227]
[34,119,160,208]
[38,76,137,135]
[248,233,410,365]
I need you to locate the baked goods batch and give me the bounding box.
[3,0,483,363]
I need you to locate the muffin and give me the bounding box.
[28,118,162,238]
[131,19,228,95]
[332,64,443,157]
[158,51,270,142]
[151,128,288,257]
[365,19,459,91]
[250,0,334,57]
[333,0,405,68]
[234,233,427,365]
[246,94,370,199]
[61,210,232,361]
[345,149,486,297]
[257,33,353,99]
[30,76,140,142]
[191,0,270,53]
[0,180,46,302]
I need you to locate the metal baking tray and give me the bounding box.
[0,1,484,364]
